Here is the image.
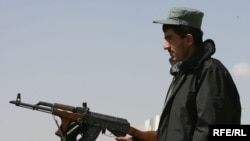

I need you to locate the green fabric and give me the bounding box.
[153,7,204,29]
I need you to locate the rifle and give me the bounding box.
[9,94,156,141]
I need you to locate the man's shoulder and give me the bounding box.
[204,58,224,66]
[202,58,230,74]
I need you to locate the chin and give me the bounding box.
[171,58,178,62]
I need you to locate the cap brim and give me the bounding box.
[153,20,167,24]
[153,19,181,25]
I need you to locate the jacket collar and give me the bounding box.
[169,39,216,76]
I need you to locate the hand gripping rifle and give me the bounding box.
[9,94,156,141]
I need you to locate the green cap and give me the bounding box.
[153,7,204,29]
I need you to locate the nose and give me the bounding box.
[163,40,170,50]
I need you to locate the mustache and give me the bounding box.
[168,49,173,54]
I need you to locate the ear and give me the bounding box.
[185,34,194,46]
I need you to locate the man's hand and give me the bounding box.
[115,136,133,141]
[115,127,157,141]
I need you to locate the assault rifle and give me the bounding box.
[9,94,156,141]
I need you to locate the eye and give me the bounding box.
[164,35,172,41]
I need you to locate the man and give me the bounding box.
[116,7,241,141]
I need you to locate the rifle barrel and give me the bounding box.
[9,100,52,113]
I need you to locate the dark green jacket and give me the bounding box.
[157,39,241,141]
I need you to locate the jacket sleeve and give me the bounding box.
[192,61,241,141]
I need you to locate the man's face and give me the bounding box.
[163,28,190,62]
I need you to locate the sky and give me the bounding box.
[1,0,250,141]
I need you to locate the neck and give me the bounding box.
[183,45,197,62]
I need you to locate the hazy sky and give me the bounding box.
[1,0,250,141]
